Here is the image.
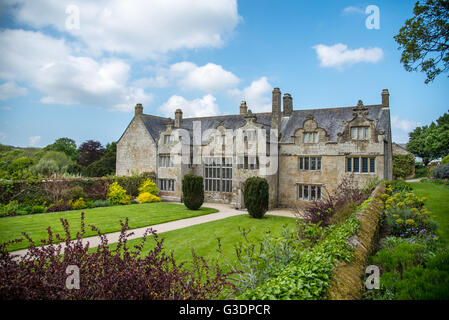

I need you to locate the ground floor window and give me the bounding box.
[346,157,375,173]
[159,179,174,191]
[204,157,232,192]
[298,184,322,201]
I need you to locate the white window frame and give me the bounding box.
[351,127,369,140]
[303,132,318,144]
[298,184,322,201]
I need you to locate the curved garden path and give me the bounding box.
[9,203,297,259]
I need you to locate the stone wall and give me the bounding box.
[116,117,156,176]
[326,183,385,300]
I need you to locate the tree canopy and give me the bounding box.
[407,111,449,164]
[394,0,449,83]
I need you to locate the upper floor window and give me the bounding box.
[351,127,369,140]
[346,157,375,173]
[298,156,322,171]
[237,156,259,170]
[303,132,318,143]
[164,134,174,144]
[159,155,173,167]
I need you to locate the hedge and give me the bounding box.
[393,154,415,179]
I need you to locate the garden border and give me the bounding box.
[326,183,385,300]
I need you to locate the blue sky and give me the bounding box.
[0,0,448,148]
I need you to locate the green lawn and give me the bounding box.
[410,182,449,246]
[0,203,218,252]
[105,214,297,272]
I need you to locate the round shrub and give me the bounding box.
[70,197,87,210]
[182,174,204,210]
[137,192,161,203]
[106,182,131,205]
[433,163,449,179]
[243,177,269,219]
[393,154,415,179]
[138,179,159,196]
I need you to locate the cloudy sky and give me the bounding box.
[0,0,447,147]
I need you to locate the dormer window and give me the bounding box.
[164,134,174,144]
[303,132,318,143]
[351,127,369,140]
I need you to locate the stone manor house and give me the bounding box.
[116,88,393,209]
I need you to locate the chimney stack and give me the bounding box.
[240,101,248,115]
[283,93,293,116]
[135,103,143,117]
[175,109,183,128]
[382,89,390,108]
[272,88,281,130]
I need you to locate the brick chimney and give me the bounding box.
[382,89,390,108]
[283,93,292,116]
[175,109,183,128]
[240,101,248,115]
[135,103,143,117]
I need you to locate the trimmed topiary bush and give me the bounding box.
[243,177,269,219]
[182,174,204,210]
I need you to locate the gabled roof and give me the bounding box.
[137,104,390,144]
[280,104,390,143]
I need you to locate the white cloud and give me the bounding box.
[342,6,365,15]
[7,0,240,59]
[0,29,152,112]
[136,61,239,93]
[28,136,41,147]
[158,94,220,118]
[313,43,384,69]
[0,81,28,100]
[229,77,272,112]
[391,115,419,133]
[0,132,6,142]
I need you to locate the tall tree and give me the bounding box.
[407,111,449,164]
[394,0,449,83]
[44,137,78,162]
[77,140,106,167]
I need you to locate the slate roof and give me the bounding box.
[138,104,390,144]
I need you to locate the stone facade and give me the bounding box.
[116,88,393,209]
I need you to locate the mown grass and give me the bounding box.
[105,214,297,272]
[0,203,218,252]
[410,181,449,246]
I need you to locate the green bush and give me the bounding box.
[182,174,204,210]
[114,172,156,197]
[441,155,449,165]
[0,200,19,216]
[92,200,110,208]
[393,154,415,179]
[243,177,269,219]
[414,162,430,178]
[433,163,449,179]
[106,182,131,205]
[138,179,159,196]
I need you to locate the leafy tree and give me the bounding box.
[44,138,78,162]
[407,112,449,164]
[77,140,106,167]
[7,157,35,174]
[83,141,116,177]
[394,0,449,83]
